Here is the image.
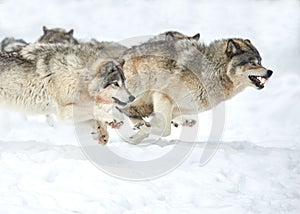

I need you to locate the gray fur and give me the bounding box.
[82,39,128,59]
[0,37,28,52]
[148,31,200,42]
[37,26,79,45]
[0,26,79,54]
[0,43,134,144]
[120,38,273,143]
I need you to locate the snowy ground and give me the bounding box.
[1,0,300,213]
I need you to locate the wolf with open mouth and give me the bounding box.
[119,37,273,144]
[225,39,273,90]
[0,44,135,144]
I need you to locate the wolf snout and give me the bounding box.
[128,95,135,103]
[266,70,273,78]
[112,95,135,106]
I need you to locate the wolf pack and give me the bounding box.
[0,26,273,144]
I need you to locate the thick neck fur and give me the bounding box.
[177,39,245,106]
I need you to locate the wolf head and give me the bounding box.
[164,31,200,41]
[151,31,200,42]
[89,59,135,107]
[1,37,28,52]
[225,39,273,90]
[37,26,79,45]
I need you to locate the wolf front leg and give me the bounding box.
[171,116,197,128]
[93,106,124,129]
[93,120,109,144]
[129,92,173,144]
[79,119,109,144]
[57,104,109,144]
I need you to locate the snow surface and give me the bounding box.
[1,0,300,213]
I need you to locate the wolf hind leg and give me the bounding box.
[128,117,151,144]
[129,116,151,130]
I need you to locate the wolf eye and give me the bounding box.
[249,61,257,66]
[111,82,120,88]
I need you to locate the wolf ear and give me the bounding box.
[117,59,125,68]
[42,26,48,33]
[244,39,251,45]
[68,29,74,35]
[165,32,175,41]
[226,39,241,58]
[191,33,200,41]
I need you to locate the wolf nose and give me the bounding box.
[129,95,135,102]
[267,70,273,77]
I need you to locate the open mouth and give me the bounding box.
[112,97,127,106]
[248,75,269,89]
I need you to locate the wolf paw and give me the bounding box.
[171,119,196,128]
[133,121,151,130]
[91,125,109,144]
[106,119,124,129]
[182,119,197,127]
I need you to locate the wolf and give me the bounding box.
[80,30,198,59]
[0,43,135,144]
[82,39,128,59]
[37,26,79,45]
[0,37,28,52]
[148,30,200,42]
[119,37,273,143]
[123,30,200,60]
[1,26,79,54]
[122,31,200,62]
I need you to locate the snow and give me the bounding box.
[1,0,300,213]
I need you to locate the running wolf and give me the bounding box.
[0,44,135,144]
[37,26,80,126]
[81,30,199,59]
[119,38,273,143]
[122,30,200,63]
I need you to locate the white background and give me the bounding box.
[0,0,300,213]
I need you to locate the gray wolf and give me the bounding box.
[37,26,80,126]
[0,43,135,144]
[119,37,273,143]
[123,30,200,59]
[0,26,79,52]
[82,39,128,59]
[36,26,126,60]
[37,26,79,44]
[149,30,200,42]
[121,30,200,62]
[0,37,28,52]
